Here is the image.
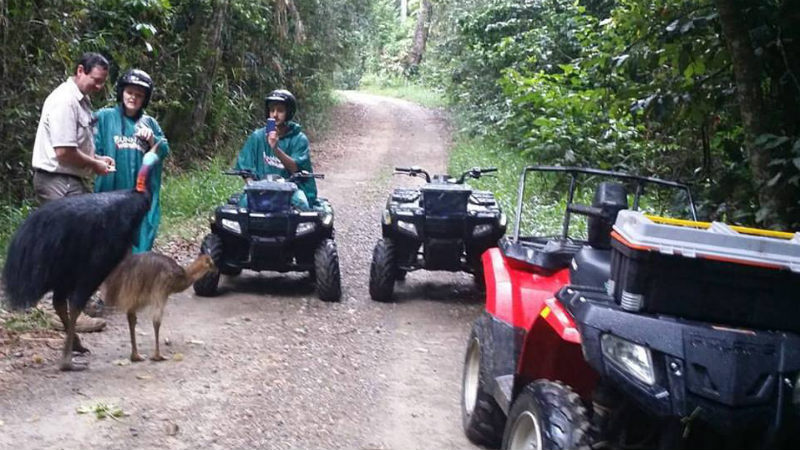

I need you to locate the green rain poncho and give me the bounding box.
[94,105,169,253]
[234,121,318,208]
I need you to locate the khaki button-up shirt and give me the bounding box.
[31,77,96,178]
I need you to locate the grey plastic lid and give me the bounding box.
[612,210,800,273]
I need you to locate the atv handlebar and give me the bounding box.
[224,169,324,182]
[394,166,431,183]
[394,166,497,184]
[456,166,497,184]
[225,169,256,180]
[290,170,325,181]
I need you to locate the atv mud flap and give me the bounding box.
[473,311,526,415]
[561,287,800,433]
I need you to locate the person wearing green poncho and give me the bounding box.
[234,89,317,209]
[94,69,169,253]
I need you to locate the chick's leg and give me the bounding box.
[128,312,145,362]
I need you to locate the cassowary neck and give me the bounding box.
[135,165,151,193]
[170,258,212,293]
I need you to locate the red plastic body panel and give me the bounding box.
[482,247,598,398]
[483,247,570,330]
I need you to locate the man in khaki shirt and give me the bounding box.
[31,52,114,333]
[32,52,115,204]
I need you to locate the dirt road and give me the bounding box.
[0,91,486,450]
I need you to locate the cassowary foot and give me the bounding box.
[72,340,90,354]
[59,358,88,372]
[150,353,167,362]
[130,353,146,362]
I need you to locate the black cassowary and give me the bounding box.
[2,152,160,371]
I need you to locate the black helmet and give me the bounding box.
[265,89,297,121]
[116,69,154,108]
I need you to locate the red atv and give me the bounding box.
[461,166,800,450]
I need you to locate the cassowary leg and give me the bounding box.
[128,312,145,362]
[59,306,87,371]
[53,297,89,354]
[150,316,166,362]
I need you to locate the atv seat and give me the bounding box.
[570,247,612,289]
[587,182,628,249]
[500,236,584,274]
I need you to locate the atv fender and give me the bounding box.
[482,248,596,401]
[516,298,597,399]
[481,248,571,329]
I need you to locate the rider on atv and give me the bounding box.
[235,89,317,210]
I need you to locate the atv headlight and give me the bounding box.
[397,220,418,237]
[322,213,333,228]
[473,224,492,237]
[601,333,655,386]
[221,218,241,234]
[296,222,316,236]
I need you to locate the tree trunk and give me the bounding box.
[714,0,785,228]
[405,0,432,72]
[189,0,228,134]
[400,0,407,21]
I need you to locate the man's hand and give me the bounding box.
[93,155,115,175]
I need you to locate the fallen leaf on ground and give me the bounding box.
[172,353,184,361]
[77,402,125,421]
[113,359,131,366]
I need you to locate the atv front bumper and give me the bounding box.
[560,287,800,433]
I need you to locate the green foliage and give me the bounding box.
[0,0,375,201]
[426,0,800,228]
[2,308,53,333]
[0,200,37,264]
[160,156,241,230]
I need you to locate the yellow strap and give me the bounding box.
[644,215,796,239]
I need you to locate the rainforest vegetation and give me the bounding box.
[1,0,798,230]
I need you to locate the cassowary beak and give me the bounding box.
[135,152,161,193]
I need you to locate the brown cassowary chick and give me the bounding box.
[2,153,160,371]
[103,252,215,361]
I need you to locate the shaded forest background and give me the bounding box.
[1,0,799,229]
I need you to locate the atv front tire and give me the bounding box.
[462,324,505,448]
[193,234,222,296]
[369,238,396,302]
[502,380,590,450]
[314,239,342,302]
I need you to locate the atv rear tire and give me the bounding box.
[502,380,590,450]
[193,234,222,296]
[314,239,342,302]
[462,324,505,448]
[369,238,396,302]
